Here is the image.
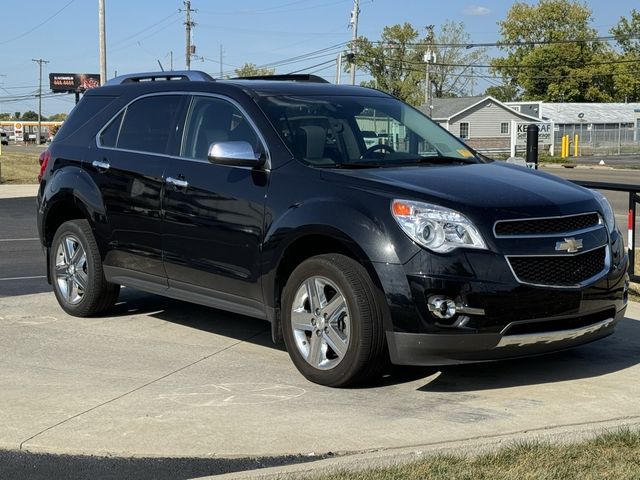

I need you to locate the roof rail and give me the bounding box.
[105,71,215,86]
[233,74,330,84]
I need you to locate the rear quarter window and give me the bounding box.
[53,95,117,143]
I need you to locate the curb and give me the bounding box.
[202,417,640,479]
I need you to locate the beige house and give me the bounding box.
[419,96,541,152]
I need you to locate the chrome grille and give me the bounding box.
[507,247,607,287]
[495,212,600,237]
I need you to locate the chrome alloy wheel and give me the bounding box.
[54,234,88,305]
[290,276,351,370]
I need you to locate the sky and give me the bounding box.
[0,0,638,117]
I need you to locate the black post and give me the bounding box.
[629,192,638,280]
[526,124,539,169]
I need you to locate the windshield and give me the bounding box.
[257,94,482,167]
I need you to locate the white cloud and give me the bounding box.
[463,5,491,16]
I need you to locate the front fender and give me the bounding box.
[263,198,404,272]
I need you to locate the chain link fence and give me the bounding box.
[555,124,640,157]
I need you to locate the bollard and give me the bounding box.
[574,134,579,157]
[526,124,539,169]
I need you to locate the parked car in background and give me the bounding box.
[0,130,8,145]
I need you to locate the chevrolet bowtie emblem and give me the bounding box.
[556,237,584,253]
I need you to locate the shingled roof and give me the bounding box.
[419,95,541,122]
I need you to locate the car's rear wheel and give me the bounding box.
[50,219,120,316]
[282,254,386,387]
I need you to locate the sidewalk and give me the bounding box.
[0,289,638,477]
[0,184,39,199]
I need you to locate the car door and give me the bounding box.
[162,94,269,306]
[87,93,187,281]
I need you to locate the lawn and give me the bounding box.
[307,430,640,480]
[0,150,41,184]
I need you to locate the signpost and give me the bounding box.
[49,73,101,104]
[510,121,554,157]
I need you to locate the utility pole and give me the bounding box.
[335,53,343,84]
[219,45,224,79]
[183,1,195,70]
[170,51,174,71]
[349,0,359,85]
[32,58,49,145]
[423,25,435,117]
[98,0,107,85]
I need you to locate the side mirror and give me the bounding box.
[208,141,264,167]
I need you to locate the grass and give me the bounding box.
[538,155,577,165]
[0,150,41,184]
[305,430,640,480]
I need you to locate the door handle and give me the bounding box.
[92,160,110,171]
[166,176,189,189]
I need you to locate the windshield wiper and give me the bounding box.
[317,162,385,169]
[413,155,477,165]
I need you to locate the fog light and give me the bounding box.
[427,296,457,320]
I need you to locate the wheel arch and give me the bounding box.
[267,227,385,344]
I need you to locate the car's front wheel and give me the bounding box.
[281,254,386,387]
[50,219,120,316]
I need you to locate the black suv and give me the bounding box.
[37,71,629,386]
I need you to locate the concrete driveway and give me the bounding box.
[1,288,639,467]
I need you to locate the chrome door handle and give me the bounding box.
[92,160,110,171]
[166,176,189,189]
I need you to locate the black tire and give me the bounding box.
[281,254,387,387]
[50,219,120,316]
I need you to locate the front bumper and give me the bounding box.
[387,306,625,365]
[375,239,629,366]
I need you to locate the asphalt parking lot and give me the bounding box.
[0,173,639,479]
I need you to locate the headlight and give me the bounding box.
[592,191,615,234]
[391,200,487,253]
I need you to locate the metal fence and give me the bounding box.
[556,124,640,157]
[573,180,639,283]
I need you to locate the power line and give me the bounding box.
[359,55,640,69]
[199,0,349,16]
[354,53,640,82]
[286,59,337,74]
[0,0,76,46]
[370,33,640,50]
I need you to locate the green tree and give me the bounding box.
[610,9,640,102]
[484,82,521,102]
[14,112,21,120]
[21,111,41,121]
[48,113,68,122]
[491,0,616,102]
[431,21,489,98]
[234,63,276,77]
[0,113,11,120]
[352,23,427,106]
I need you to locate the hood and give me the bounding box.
[320,161,600,224]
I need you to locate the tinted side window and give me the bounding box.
[181,96,263,160]
[99,111,123,147]
[117,95,183,154]
[54,95,117,143]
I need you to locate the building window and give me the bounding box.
[501,122,509,135]
[459,122,469,139]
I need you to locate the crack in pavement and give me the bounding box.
[18,328,269,450]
